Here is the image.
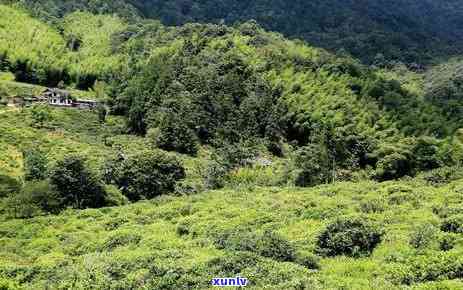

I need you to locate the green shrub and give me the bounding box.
[214,228,260,252]
[103,150,186,201]
[390,252,463,284]
[409,224,438,250]
[440,234,457,251]
[359,197,387,213]
[23,149,48,181]
[207,252,260,276]
[50,155,107,209]
[174,179,204,195]
[256,230,296,262]
[203,160,228,190]
[154,113,198,156]
[4,191,41,218]
[421,166,463,186]
[103,184,129,206]
[292,144,332,187]
[29,103,53,128]
[413,136,443,171]
[202,142,259,189]
[295,253,321,270]
[101,231,142,251]
[176,221,190,236]
[0,175,21,198]
[441,215,463,234]
[317,216,383,257]
[0,278,20,290]
[5,180,63,218]
[373,140,415,181]
[214,228,297,262]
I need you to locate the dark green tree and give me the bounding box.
[50,155,107,209]
[103,150,185,201]
[293,143,331,187]
[5,180,63,218]
[154,112,198,156]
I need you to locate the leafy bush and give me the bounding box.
[214,228,296,262]
[203,160,228,190]
[359,197,387,214]
[153,113,198,156]
[0,175,21,198]
[29,104,53,128]
[421,166,463,186]
[441,215,463,234]
[292,144,332,187]
[23,149,48,181]
[295,253,321,270]
[413,137,443,171]
[174,179,204,195]
[50,155,107,209]
[373,141,415,181]
[103,184,129,206]
[207,251,260,276]
[101,231,142,251]
[103,150,185,201]
[390,252,463,284]
[409,224,438,250]
[317,216,383,257]
[440,234,457,251]
[4,180,62,218]
[256,230,296,262]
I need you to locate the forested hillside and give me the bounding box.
[130,0,463,65]
[1,1,463,219]
[2,1,463,289]
[9,0,463,65]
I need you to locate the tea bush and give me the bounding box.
[317,216,383,257]
[441,214,463,234]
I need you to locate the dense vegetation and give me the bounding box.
[2,178,463,288]
[2,1,463,289]
[8,0,463,65]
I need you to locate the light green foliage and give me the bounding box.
[0,179,463,288]
[62,12,127,84]
[23,149,48,181]
[0,5,127,88]
[409,224,439,250]
[29,104,53,128]
[0,5,66,74]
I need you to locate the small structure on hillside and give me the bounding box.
[40,88,98,109]
[42,88,73,107]
[8,96,48,107]
[7,88,99,109]
[74,99,98,109]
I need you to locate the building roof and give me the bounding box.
[42,88,71,98]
